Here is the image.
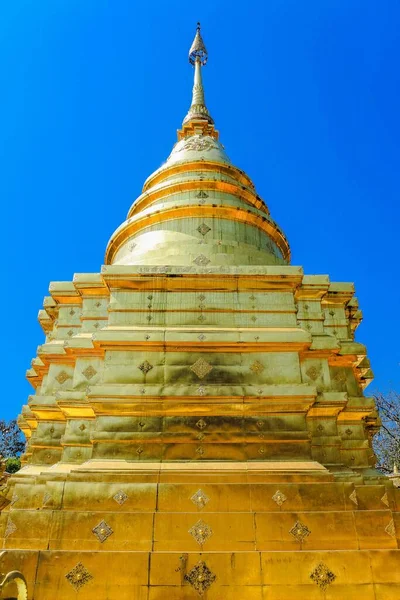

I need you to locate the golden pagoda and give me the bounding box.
[0,24,399,600]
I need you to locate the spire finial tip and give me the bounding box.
[189,22,208,66]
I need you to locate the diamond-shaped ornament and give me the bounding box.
[191,358,213,379]
[290,520,311,542]
[56,370,70,384]
[189,519,213,545]
[349,490,358,506]
[92,519,113,543]
[193,254,210,266]
[66,562,93,591]
[191,489,210,510]
[250,360,264,374]
[272,490,287,507]
[185,561,216,596]
[196,419,207,430]
[138,360,153,374]
[306,366,319,381]
[385,519,396,538]
[197,223,211,236]
[113,490,128,505]
[5,518,16,538]
[82,365,97,380]
[310,562,336,590]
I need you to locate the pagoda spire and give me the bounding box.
[183,23,214,125]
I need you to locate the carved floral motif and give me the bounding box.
[272,490,287,507]
[113,490,128,506]
[82,366,97,380]
[65,563,93,591]
[189,519,213,545]
[92,519,113,543]
[191,358,213,379]
[289,520,311,542]
[310,562,336,590]
[185,561,216,596]
[191,489,210,510]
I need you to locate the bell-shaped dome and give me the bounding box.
[105,25,290,268]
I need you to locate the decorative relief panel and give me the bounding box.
[289,520,311,542]
[5,517,16,538]
[66,563,93,591]
[92,519,113,543]
[189,519,213,545]
[310,562,336,590]
[191,489,210,510]
[138,360,153,375]
[193,254,211,266]
[272,490,287,507]
[181,137,218,152]
[191,358,213,379]
[185,561,216,596]
[250,360,264,374]
[349,490,358,506]
[306,366,320,381]
[333,371,347,384]
[113,490,128,506]
[82,366,97,380]
[385,519,396,538]
[56,370,70,384]
[197,223,211,236]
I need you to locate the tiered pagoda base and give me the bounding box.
[1,461,399,598]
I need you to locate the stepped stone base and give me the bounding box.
[1,461,399,599]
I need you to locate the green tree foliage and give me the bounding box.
[0,419,25,474]
[373,391,400,474]
[5,457,21,473]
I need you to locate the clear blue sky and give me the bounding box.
[1,1,399,421]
